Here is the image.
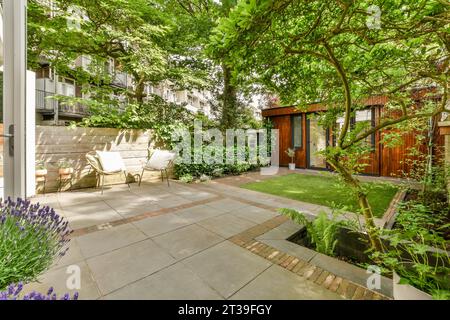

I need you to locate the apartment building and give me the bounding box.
[35,59,215,126]
[35,55,134,125]
[146,82,213,116]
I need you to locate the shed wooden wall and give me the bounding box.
[265,107,442,178]
[35,126,160,193]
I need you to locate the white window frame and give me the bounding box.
[2,0,29,198]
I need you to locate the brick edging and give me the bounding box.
[229,215,391,300]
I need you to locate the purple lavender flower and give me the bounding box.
[0,284,79,300]
[1,197,72,289]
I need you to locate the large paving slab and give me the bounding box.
[56,190,102,206]
[23,261,101,300]
[231,205,279,224]
[61,201,123,230]
[104,262,223,300]
[152,224,224,259]
[155,195,193,208]
[183,241,272,298]
[175,204,227,223]
[197,213,256,238]
[76,223,147,258]
[50,238,85,269]
[179,190,215,202]
[256,220,301,240]
[86,239,176,294]
[133,213,192,238]
[229,265,342,300]
[106,198,162,218]
[205,198,249,212]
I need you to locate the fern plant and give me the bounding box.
[279,208,348,256]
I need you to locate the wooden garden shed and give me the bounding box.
[262,94,444,177]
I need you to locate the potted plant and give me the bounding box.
[35,160,48,177]
[285,148,296,170]
[58,159,74,177]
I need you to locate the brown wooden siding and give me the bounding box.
[265,105,443,177]
[271,116,293,166]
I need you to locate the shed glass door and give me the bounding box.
[307,117,328,169]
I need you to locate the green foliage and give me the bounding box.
[395,201,448,237]
[210,0,449,252]
[285,148,295,161]
[75,94,196,145]
[211,0,448,108]
[173,149,261,179]
[179,174,194,184]
[279,209,349,256]
[373,227,450,299]
[372,199,450,299]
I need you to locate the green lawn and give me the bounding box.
[241,174,398,218]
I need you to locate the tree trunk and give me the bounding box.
[221,63,238,129]
[133,73,146,104]
[328,157,384,252]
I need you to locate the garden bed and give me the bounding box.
[287,226,374,266]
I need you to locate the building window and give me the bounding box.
[335,108,376,148]
[292,115,303,149]
[354,109,376,147]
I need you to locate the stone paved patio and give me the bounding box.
[25,174,392,300]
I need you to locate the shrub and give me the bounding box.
[279,208,349,256]
[372,227,450,299]
[372,199,450,299]
[179,174,194,183]
[0,283,78,300]
[173,146,267,179]
[0,198,72,290]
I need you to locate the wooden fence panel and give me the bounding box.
[35,126,163,193]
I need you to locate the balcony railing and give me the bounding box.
[58,103,89,117]
[36,89,57,112]
[35,90,89,117]
[111,72,128,88]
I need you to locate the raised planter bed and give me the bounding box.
[288,226,374,265]
[393,271,432,300]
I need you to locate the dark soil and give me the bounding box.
[287,227,374,268]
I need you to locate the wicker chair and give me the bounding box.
[86,151,130,194]
[139,149,176,187]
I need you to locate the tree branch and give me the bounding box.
[323,42,352,148]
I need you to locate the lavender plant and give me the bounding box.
[0,283,78,300]
[0,198,72,290]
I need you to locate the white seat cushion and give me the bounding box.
[96,151,126,173]
[145,150,176,170]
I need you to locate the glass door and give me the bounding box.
[1,0,5,198]
[1,0,28,199]
[307,117,328,169]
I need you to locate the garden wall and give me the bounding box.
[35,126,162,193]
